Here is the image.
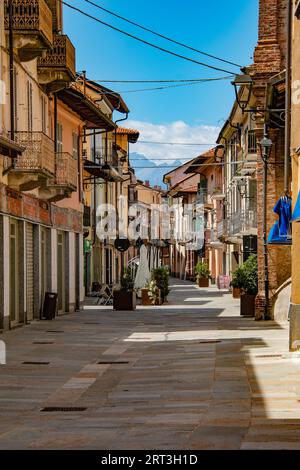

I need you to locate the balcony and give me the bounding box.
[217,220,228,239]
[3,131,55,190]
[41,152,77,202]
[197,189,213,210]
[38,34,76,91]
[210,186,225,201]
[227,210,257,239]
[4,0,53,61]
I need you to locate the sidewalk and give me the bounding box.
[0,279,299,449]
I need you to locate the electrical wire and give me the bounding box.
[80,0,243,69]
[137,141,217,146]
[91,79,231,83]
[92,76,232,94]
[84,161,257,169]
[61,1,237,75]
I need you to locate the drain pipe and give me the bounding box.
[114,112,129,147]
[284,0,292,193]
[8,0,14,141]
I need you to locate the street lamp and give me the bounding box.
[231,74,253,113]
[258,128,273,321]
[214,144,225,162]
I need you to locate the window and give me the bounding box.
[72,131,78,159]
[56,123,63,153]
[41,95,47,133]
[27,81,33,132]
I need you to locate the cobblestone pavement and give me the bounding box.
[0,279,299,449]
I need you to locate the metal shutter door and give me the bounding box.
[26,223,34,322]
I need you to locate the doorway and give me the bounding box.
[26,222,34,322]
[57,231,65,314]
[9,219,19,326]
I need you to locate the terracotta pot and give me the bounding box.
[240,294,256,317]
[113,290,136,311]
[197,277,209,288]
[141,288,162,305]
[232,287,241,299]
[141,288,152,306]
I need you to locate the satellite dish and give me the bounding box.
[114,238,130,252]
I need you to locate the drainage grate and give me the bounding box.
[23,361,50,365]
[199,340,221,344]
[255,354,282,358]
[32,341,54,345]
[97,361,129,365]
[84,322,101,325]
[40,407,87,412]
[46,330,64,333]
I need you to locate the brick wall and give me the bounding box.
[253,0,291,319]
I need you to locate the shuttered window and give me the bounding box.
[56,123,63,153]
[41,95,47,133]
[72,131,78,159]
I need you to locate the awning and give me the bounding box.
[57,87,116,130]
[0,134,24,158]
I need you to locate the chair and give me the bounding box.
[96,284,113,305]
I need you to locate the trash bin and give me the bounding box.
[42,292,58,320]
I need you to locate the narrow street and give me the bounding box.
[0,280,298,450]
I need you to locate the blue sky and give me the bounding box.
[63,0,259,169]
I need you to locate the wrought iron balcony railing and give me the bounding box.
[55,152,78,189]
[227,210,257,237]
[4,131,55,175]
[38,33,76,86]
[217,220,228,239]
[4,0,53,60]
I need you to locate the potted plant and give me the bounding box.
[238,255,258,317]
[151,266,170,303]
[144,279,162,305]
[113,267,136,311]
[195,261,210,288]
[230,265,244,299]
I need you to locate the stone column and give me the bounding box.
[290,13,300,350]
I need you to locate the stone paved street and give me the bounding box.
[0,280,299,450]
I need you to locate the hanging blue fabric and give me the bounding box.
[291,190,300,222]
[267,195,292,245]
[268,221,292,245]
[273,195,292,238]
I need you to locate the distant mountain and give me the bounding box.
[129,152,183,188]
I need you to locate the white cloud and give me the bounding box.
[126,119,220,163]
